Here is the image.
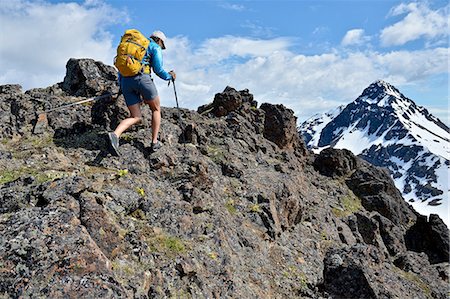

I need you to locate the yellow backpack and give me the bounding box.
[114,29,150,77]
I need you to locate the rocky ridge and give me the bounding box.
[0,59,448,298]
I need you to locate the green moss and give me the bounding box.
[112,259,135,276]
[136,187,145,197]
[163,237,186,253]
[394,267,432,298]
[146,233,187,256]
[30,135,54,148]
[332,190,362,218]
[117,169,129,178]
[298,272,308,290]
[282,266,308,290]
[170,289,193,299]
[36,170,65,183]
[5,135,54,151]
[249,204,262,213]
[208,252,218,260]
[0,171,18,184]
[130,209,146,220]
[207,145,225,164]
[80,165,116,177]
[120,134,135,142]
[0,168,65,185]
[225,199,237,214]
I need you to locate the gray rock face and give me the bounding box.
[0,59,448,298]
[405,214,449,264]
[313,148,357,178]
[62,58,119,97]
[260,103,305,151]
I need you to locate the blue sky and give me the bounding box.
[0,0,448,124]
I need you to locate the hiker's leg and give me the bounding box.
[114,103,142,137]
[145,96,161,144]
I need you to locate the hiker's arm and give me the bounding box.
[151,47,172,81]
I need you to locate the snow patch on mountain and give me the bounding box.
[299,80,450,225]
[299,105,344,149]
[392,99,450,159]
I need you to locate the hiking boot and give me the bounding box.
[151,141,162,152]
[108,132,120,156]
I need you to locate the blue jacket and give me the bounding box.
[143,39,172,81]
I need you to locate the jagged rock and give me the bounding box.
[62,58,119,97]
[313,148,357,178]
[0,186,126,298]
[260,103,303,151]
[394,251,432,273]
[345,158,416,225]
[323,244,448,299]
[211,86,243,117]
[0,85,37,138]
[197,86,257,117]
[404,214,449,264]
[78,191,122,259]
[372,213,407,257]
[0,84,22,94]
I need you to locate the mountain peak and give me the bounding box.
[299,80,450,227]
[359,80,403,106]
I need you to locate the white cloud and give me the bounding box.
[380,2,449,46]
[197,36,293,63]
[0,0,128,89]
[241,20,276,37]
[341,29,370,46]
[219,3,245,11]
[158,35,449,124]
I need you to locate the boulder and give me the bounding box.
[404,214,449,264]
[345,159,417,225]
[197,86,257,117]
[61,58,119,97]
[260,103,302,150]
[313,148,357,178]
[323,244,448,299]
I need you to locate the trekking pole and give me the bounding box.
[42,92,118,114]
[31,92,119,128]
[31,92,118,118]
[170,79,186,144]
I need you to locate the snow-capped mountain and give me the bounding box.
[299,80,449,225]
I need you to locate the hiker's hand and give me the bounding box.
[169,70,176,81]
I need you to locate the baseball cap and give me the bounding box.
[151,30,167,49]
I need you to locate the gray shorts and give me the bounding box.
[120,74,158,106]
